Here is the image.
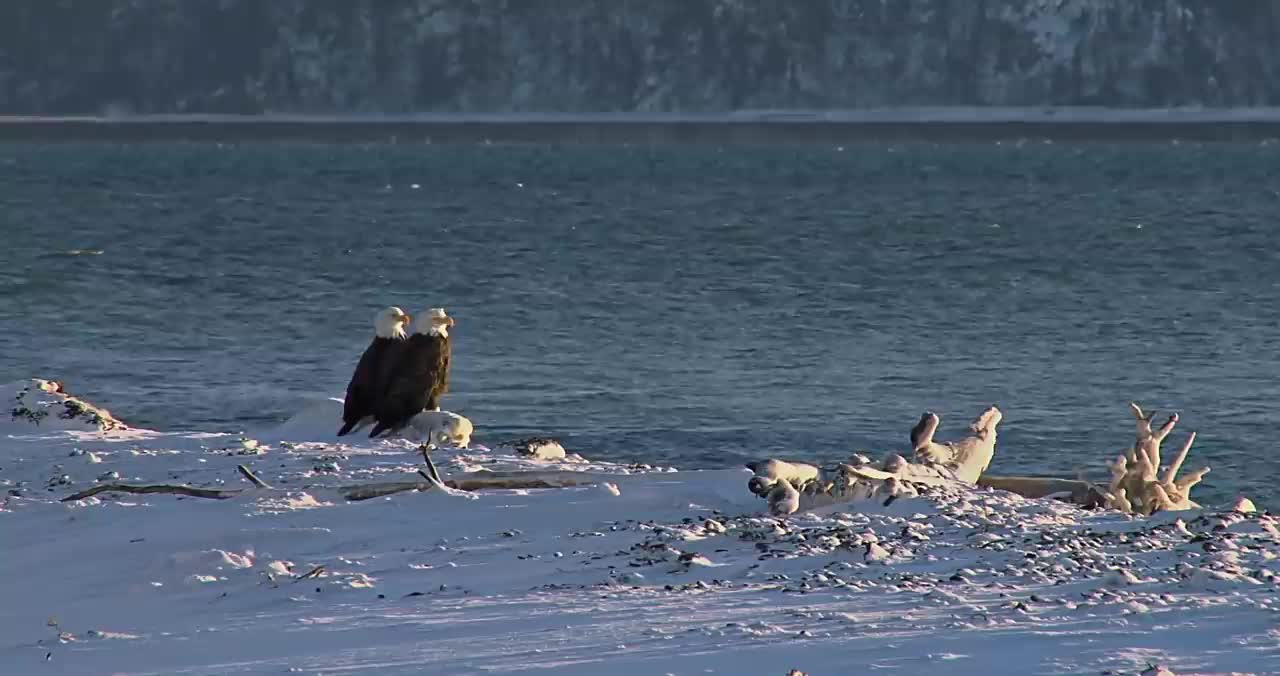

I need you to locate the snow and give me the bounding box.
[2,381,1278,675]
[7,107,1280,124]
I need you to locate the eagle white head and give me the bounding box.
[374,306,411,339]
[414,307,455,338]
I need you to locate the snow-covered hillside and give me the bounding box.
[1,1,1277,115]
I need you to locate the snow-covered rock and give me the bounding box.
[407,409,474,448]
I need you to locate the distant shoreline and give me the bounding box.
[3,109,1280,143]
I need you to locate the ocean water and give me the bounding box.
[1,141,1278,505]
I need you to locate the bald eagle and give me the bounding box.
[336,306,411,436]
[368,308,454,439]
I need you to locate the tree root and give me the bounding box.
[1090,403,1208,514]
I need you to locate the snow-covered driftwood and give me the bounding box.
[909,406,1003,483]
[5,379,129,432]
[743,458,822,498]
[976,475,1101,503]
[745,401,1220,518]
[745,407,1002,516]
[756,462,932,516]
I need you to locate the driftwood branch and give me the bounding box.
[294,565,325,581]
[61,483,242,502]
[420,444,441,482]
[63,465,273,502]
[237,464,272,489]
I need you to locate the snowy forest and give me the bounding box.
[1,0,1278,115]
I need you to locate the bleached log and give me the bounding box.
[977,475,1086,499]
[976,475,1108,507]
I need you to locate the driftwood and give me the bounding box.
[990,403,1210,514]
[448,471,613,491]
[63,451,622,504]
[910,406,1003,483]
[294,565,325,581]
[420,444,443,484]
[748,457,942,516]
[61,464,273,502]
[236,464,272,489]
[341,479,438,501]
[747,401,1221,517]
[339,470,619,501]
[61,483,242,502]
[746,406,1003,516]
[337,441,612,501]
[977,475,1106,508]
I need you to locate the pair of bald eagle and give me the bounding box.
[337,306,454,439]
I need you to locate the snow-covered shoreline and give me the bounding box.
[8,107,1280,124]
[2,380,1277,675]
[4,108,1280,144]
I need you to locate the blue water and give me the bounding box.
[2,141,1278,505]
